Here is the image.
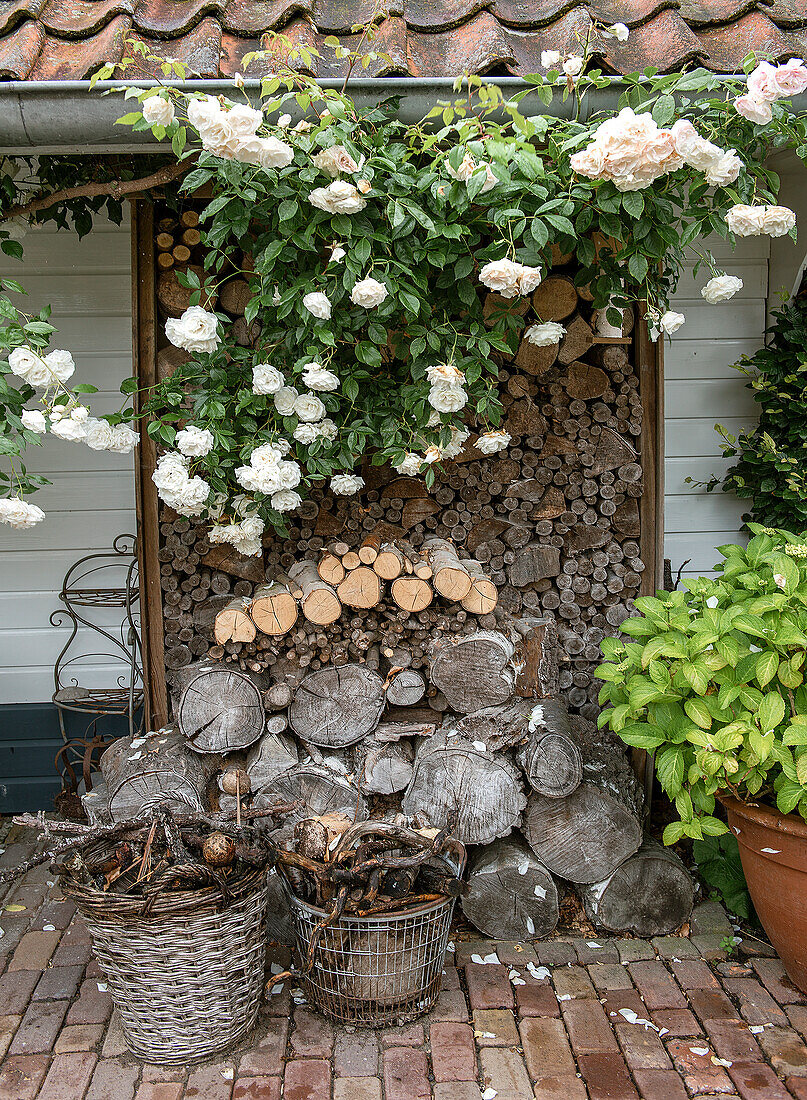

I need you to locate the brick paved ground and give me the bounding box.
[2,820,807,1099]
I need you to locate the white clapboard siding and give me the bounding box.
[664,236,769,580]
[0,216,135,704]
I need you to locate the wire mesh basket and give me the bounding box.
[283,849,463,1027]
[64,858,270,1064]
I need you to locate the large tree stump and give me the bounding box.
[429,630,516,714]
[522,783,642,883]
[177,664,265,752]
[576,837,694,936]
[289,664,385,747]
[462,835,559,940]
[402,730,526,844]
[100,729,209,822]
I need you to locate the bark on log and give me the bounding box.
[402,730,526,844]
[100,729,209,822]
[576,837,694,936]
[429,630,516,714]
[515,699,582,798]
[289,664,385,747]
[422,537,473,600]
[509,544,561,587]
[462,835,559,940]
[461,560,498,615]
[250,581,298,636]
[522,783,642,883]
[245,731,299,792]
[177,664,265,752]
[288,560,342,626]
[513,618,560,699]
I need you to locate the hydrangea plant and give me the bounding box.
[596,523,807,843]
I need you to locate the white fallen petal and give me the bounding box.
[270,962,284,974]
[512,977,526,985]
[587,941,603,948]
[97,982,108,992]
[690,1047,710,1056]
[508,969,521,979]
[526,917,535,934]
[42,924,56,932]
[713,1057,732,1067]
[482,1090,498,1100]
[749,1026,765,1034]
[557,993,572,1001]
[472,741,487,752]
[221,1068,235,1081]
[471,952,500,965]
[517,860,530,876]
[761,848,781,854]
[534,885,547,898]
[271,983,285,995]
[527,963,550,980]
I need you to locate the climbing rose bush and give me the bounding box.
[2,38,807,534]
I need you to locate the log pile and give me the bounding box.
[136,213,687,941]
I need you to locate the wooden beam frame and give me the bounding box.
[637,315,665,596]
[131,199,169,729]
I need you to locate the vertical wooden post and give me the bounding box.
[131,200,168,729]
[637,311,664,596]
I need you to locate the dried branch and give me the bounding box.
[5,161,192,222]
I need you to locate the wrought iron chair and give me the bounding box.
[50,534,144,816]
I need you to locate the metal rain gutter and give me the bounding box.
[0,74,743,153]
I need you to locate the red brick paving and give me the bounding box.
[2,820,807,1098]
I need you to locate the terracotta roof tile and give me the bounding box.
[602,8,706,69]
[0,0,47,37]
[39,0,134,38]
[694,7,800,65]
[0,16,43,74]
[2,0,807,82]
[28,11,130,76]
[407,10,515,75]
[129,15,222,73]
[764,0,807,26]
[221,0,313,36]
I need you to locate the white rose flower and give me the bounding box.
[21,409,46,433]
[236,135,294,170]
[525,321,565,346]
[422,445,442,464]
[278,114,292,127]
[226,102,264,136]
[660,310,685,335]
[330,473,365,495]
[609,22,629,40]
[153,452,189,495]
[271,489,302,512]
[312,145,361,176]
[478,259,540,298]
[8,347,47,385]
[250,442,284,468]
[303,291,332,320]
[725,204,767,236]
[42,349,75,385]
[428,385,468,414]
[83,417,115,450]
[49,409,63,422]
[701,275,743,303]
[329,245,346,263]
[517,266,543,294]
[441,426,471,459]
[165,306,220,354]
[241,515,264,539]
[541,50,561,67]
[563,56,585,78]
[70,405,89,422]
[169,474,210,516]
[475,429,511,454]
[308,181,367,214]
[393,452,422,475]
[176,425,214,457]
[314,418,338,441]
[0,497,45,528]
[142,95,175,127]
[278,459,302,489]
[704,149,743,187]
[50,418,87,442]
[252,363,285,395]
[293,422,319,444]
[350,277,388,308]
[294,392,327,422]
[426,362,465,386]
[734,95,773,124]
[274,386,299,416]
[302,362,340,391]
[108,424,139,453]
[187,95,221,133]
[761,205,797,236]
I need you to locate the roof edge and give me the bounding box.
[0,74,759,153]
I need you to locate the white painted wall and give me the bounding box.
[0,216,135,703]
[664,236,769,580]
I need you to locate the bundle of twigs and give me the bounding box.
[6,801,298,897]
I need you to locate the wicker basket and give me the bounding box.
[284,849,463,1027]
[62,854,270,1064]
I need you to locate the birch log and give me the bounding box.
[462,835,559,940]
[250,581,298,636]
[288,560,342,625]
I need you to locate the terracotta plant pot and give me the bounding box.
[721,795,807,993]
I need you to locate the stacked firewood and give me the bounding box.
[155,225,647,720]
